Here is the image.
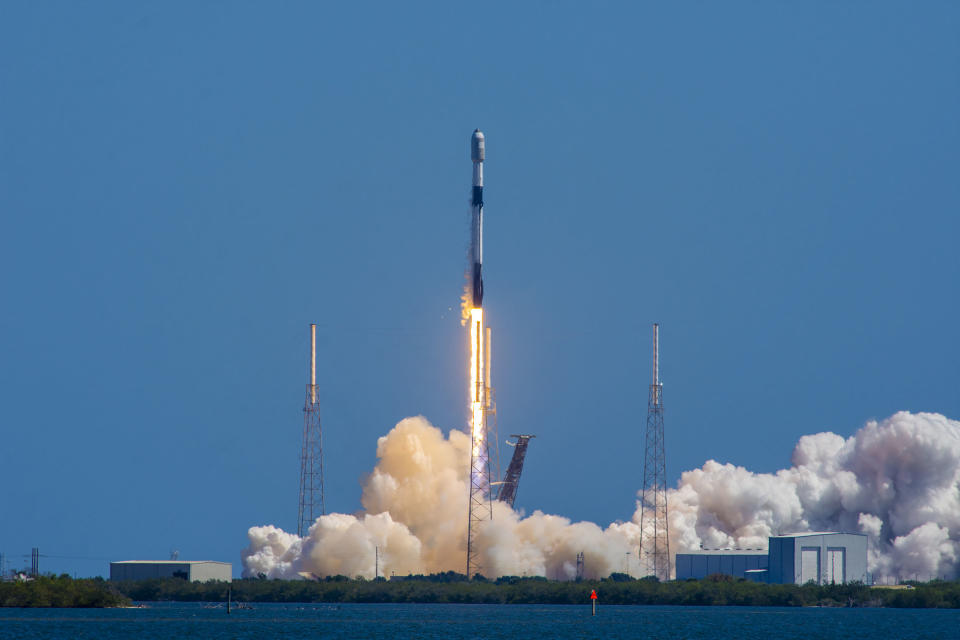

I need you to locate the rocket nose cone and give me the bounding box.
[471,129,485,162]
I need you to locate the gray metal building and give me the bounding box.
[675,532,868,584]
[110,561,232,582]
[767,532,868,585]
[675,549,768,580]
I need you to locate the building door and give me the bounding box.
[800,547,820,585]
[826,548,845,584]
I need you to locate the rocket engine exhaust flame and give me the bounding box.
[466,308,492,564]
[469,308,486,461]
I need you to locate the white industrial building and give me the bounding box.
[110,560,232,582]
[765,532,868,585]
[675,532,868,585]
[675,548,768,580]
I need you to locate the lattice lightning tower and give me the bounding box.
[297,323,325,537]
[639,323,670,580]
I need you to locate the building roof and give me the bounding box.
[678,548,768,555]
[770,531,867,539]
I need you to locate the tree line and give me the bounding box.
[112,573,960,609]
[4,572,958,608]
[0,575,131,608]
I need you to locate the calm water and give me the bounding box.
[0,602,957,639]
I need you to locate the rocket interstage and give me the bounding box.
[470,129,484,308]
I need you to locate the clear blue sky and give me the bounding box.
[1,1,957,578]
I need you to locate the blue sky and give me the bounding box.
[1,1,957,578]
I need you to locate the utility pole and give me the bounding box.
[639,324,670,581]
[298,324,326,537]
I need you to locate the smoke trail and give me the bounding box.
[242,411,960,581]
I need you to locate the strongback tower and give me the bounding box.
[497,435,535,508]
[297,324,325,537]
[640,323,670,580]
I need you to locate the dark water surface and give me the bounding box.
[1,602,957,639]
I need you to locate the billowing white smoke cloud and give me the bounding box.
[243,416,641,579]
[243,411,960,581]
[665,411,960,580]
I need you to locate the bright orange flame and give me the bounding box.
[469,307,485,459]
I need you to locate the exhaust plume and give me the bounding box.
[243,411,960,581]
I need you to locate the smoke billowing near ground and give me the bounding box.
[667,411,960,580]
[242,412,960,581]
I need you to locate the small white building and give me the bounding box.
[110,561,232,582]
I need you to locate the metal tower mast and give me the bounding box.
[640,323,670,581]
[297,323,325,537]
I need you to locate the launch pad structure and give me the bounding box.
[497,435,535,508]
[297,323,325,538]
[639,323,670,580]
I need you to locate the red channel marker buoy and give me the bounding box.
[590,589,597,616]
